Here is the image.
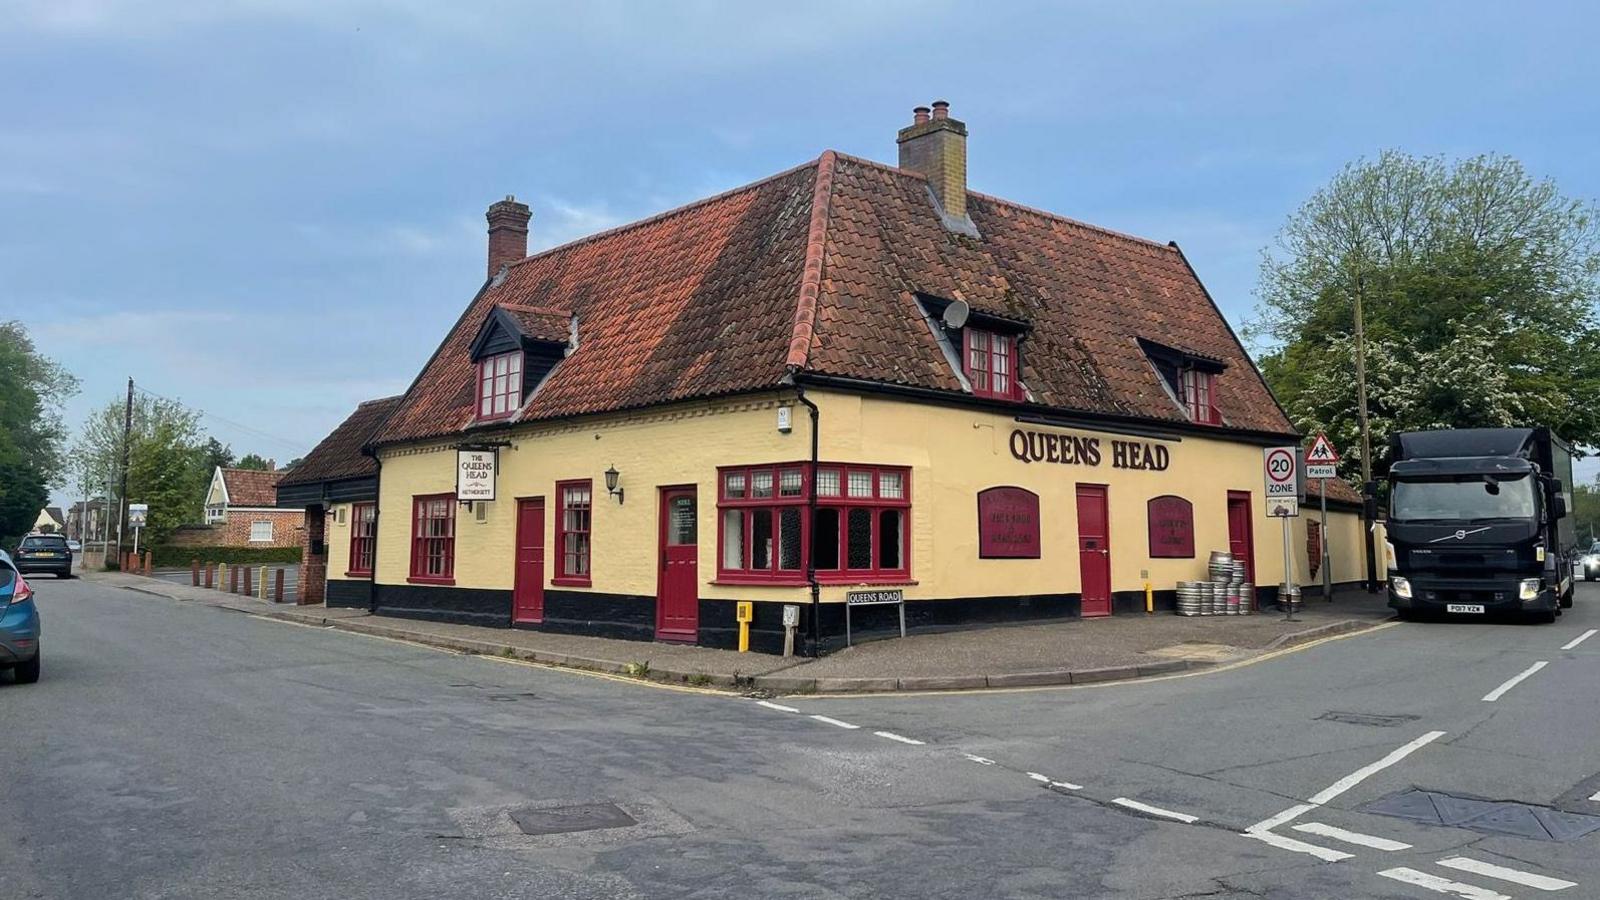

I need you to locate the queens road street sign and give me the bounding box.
[1306,432,1340,480]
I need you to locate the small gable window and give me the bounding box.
[1181,367,1220,425]
[964,327,1019,401]
[477,351,523,420]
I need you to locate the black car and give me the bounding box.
[14,533,72,578]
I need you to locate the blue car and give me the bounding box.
[0,551,41,684]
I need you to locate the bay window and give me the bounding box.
[717,463,911,584]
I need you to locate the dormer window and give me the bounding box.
[964,327,1018,400]
[1181,367,1220,425]
[1138,337,1226,426]
[477,351,523,420]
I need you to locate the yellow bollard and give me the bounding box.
[735,601,753,652]
[1144,581,1154,615]
[259,566,268,601]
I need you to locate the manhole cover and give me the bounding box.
[510,803,637,836]
[1316,711,1421,728]
[1363,789,1600,842]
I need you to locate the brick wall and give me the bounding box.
[299,507,328,605]
[167,510,304,548]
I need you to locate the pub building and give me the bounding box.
[281,103,1372,654]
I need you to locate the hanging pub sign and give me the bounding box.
[1008,428,1171,471]
[1146,495,1195,558]
[977,486,1041,558]
[456,449,497,502]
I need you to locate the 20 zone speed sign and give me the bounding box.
[1263,446,1297,498]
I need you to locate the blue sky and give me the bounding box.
[6,1,1599,504]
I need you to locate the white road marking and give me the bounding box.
[1111,798,1199,824]
[810,714,860,730]
[873,731,924,745]
[1436,857,1577,891]
[1027,772,1051,783]
[1590,790,1600,802]
[756,700,799,713]
[962,753,997,766]
[1482,661,1549,702]
[1306,730,1448,804]
[1292,821,1411,851]
[1246,802,1318,834]
[1243,830,1354,862]
[1561,629,1597,651]
[1050,780,1083,790]
[1378,867,1510,900]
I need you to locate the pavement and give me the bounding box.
[6,567,1599,898]
[86,568,1396,694]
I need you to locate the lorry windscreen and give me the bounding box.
[1391,474,1536,522]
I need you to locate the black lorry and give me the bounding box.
[1387,427,1575,623]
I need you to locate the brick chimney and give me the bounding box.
[486,195,531,278]
[896,101,976,235]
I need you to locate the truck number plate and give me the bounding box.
[1446,603,1485,614]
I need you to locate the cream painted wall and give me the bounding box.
[373,388,1380,605]
[326,502,352,578]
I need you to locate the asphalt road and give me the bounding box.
[4,578,1599,899]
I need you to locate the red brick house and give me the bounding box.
[169,466,303,548]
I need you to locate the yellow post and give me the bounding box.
[736,601,753,652]
[259,566,268,601]
[1144,581,1154,614]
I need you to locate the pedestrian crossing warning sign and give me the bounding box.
[1306,432,1340,465]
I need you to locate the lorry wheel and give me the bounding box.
[1532,610,1557,625]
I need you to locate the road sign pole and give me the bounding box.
[1320,478,1331,601]
[1282,515,1295,621]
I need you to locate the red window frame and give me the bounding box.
[715,463,911,585]
[1181,368,1221,425]
[407,494,455,584]
[964,327,1020,401]
[347,501,376,578]
[476,350,524,421]
[553,479,593,586]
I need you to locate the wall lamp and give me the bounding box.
[604,465,624,505]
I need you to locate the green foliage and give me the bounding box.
[149,544,301,568]
[1571,481,1600,548]
[74,393,212,543]
[1253,151,1600,479]
[199,438,235,472]
[0,323,78,544]
[235,453,272,470]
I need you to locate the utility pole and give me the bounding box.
[1353,271,1378,592]
[117,377,133,563]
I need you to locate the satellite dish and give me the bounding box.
[942,299,970,329]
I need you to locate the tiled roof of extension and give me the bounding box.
[374,152,1295,445]
[277,396,404,488]
[220,468,285,507]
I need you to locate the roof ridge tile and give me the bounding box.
[785,150,837,369]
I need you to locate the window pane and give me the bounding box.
[816,468,840,497]
[722,509,745,569]
[878,509,903,570]
[752,470,773,498]
[669,496,696,545]
[813,508,840,570]
[878,471,903,500]
[847,508,872,569]
[724,471,746,499]
[752,509,773,568]
[779,468,803,497]
[779,507,802,570]
[848,470,872,498]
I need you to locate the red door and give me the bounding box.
[1227,491,1255,584]
[512,498,545,625]
[656,486,699,642]
[1076,484,1112,617]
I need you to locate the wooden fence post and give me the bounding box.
[273,569,284,603]
[143,551,152,576]
[191,559,200,586]
[204,563,214,589]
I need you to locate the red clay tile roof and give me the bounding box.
[1307,476,1364,505]
[375,152,1294,445]
[497,305,573,344]
[277,396,403,488]
[221,467,285,507]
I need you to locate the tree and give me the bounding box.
[199,438,235,473]
[74,394,208,544]
[1253,151,1600,481]
[1572,480,1600,548]
[235,453,272,470]
[0,323,78,543]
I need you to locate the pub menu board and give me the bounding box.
[1147,495,1195,558]
[978,486,1041,559]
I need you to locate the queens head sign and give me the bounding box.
[1009,428,1170,471]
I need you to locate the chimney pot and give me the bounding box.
[896,101,972,233]
[485,196,532,279]
[931,100,949,120]
[913,106,930,125]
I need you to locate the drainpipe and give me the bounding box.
[793,381,822,657]
[362,446,383,613]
